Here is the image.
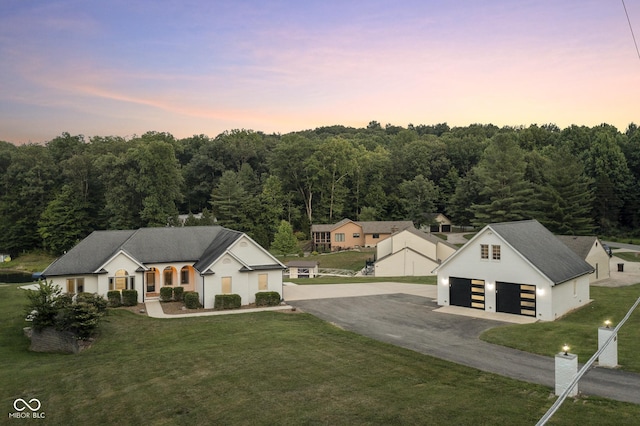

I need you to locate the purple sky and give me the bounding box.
[1,0,639,144]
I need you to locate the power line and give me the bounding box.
[621,0,640,61]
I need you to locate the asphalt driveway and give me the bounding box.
[284,285,640,405]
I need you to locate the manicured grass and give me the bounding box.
[289,276,436,285]
[279,249,376,272]
[0,251,57,272]
[481,284,640,373]
[614,252,640,262]
[2,284,640,424]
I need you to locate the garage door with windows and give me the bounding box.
[449,277,485,310]
[496,282,536,317]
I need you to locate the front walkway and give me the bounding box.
[144,299,294,318]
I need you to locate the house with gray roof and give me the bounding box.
[556,235,610,283]
[374,227,457,277]
[311,219,414,252]
[434,220,594,321]
[42,226,285,309]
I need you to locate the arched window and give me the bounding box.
[115,269,128,291]
[180,266,190,285]
[146,268,157,292]
[163,266,175,286]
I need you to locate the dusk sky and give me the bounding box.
[1,1,639,144]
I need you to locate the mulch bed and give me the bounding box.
[115,302,301,316]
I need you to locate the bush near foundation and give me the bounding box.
[121,290,138,306]
[214,294,241,310]
[184,291,201,309]
[160,286,173,302]
[173,286,184,302]
[255,291,281,307]
[107,290,122,307]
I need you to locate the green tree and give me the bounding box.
[471,134,534,227]
[38,185,93,254]
[210,170,247,230]
[534,147,594,234]
[271,220,298,255]
[398,175,439,227]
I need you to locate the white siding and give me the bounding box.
[375,249,439,277]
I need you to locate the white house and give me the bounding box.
[435,220,594,321]
[556,235,610,283]
[42,226,285,309]
[374,227,457,277]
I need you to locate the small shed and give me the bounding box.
[287,261,319,279]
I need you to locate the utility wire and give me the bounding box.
[622,0,640,61]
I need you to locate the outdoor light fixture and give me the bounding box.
[562,344,570,355]
[604,320,612,328]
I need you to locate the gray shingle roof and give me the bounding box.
[43,226,242,277]
[555,235,597,260]
[489,220,594,284]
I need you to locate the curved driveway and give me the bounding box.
[284,284,640,405]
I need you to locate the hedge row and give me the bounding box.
[107,290,138,307]
[160,286,186,302]
[214,294,241,310]
[255,291,281,307]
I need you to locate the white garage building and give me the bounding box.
[435,220,594,321]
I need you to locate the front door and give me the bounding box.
[146,269,156,292]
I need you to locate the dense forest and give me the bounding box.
[1,121,639,256]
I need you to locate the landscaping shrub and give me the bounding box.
[255,291,281,307]
[75,292,108,314]
[184,291,201,309]
[25,281,104,341]
[160,286,173,302]
[107,290,122,307]
[173,286,184,302]
[214,294,241,310]
[121,289,138,306]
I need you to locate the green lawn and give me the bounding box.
[278,249,376,272]
[2,284,640,425]
[482,284,640,373]
[614,252,640,262]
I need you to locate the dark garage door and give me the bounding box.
[496,282,536,317]
[450,277,485,310]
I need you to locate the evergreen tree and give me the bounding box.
[534,147,594,235]
[471,134,534,227]
[271,220,298,255]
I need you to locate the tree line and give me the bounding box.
[1,121,639,256]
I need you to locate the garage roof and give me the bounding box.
[488,220,594,284]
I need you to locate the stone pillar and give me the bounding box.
[555,352,578,397]
[598,327,618,368]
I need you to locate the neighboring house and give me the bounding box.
[435,220,594,321]
[374,227,457,277]
[556,235,610,283]
[287,261,319,279]
[311,219,414,252]
[42,226,285,309]
[425,213,453,233]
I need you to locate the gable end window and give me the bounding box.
[335,233,345,242]
[492,245,501,260]
[372,233,380,239]
[353,233,360,238]
[480,244,489,259]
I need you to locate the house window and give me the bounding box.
[110,270,134,291]
[492,245,501,260]
[480,244,489,259]
[180,266,190,285]
[66,278,84,294]
[353,233,360,238]
[221,277,232,294]
[115,269,127,291]
[335,233,345,242]
[372,233,380,239]
[146,268,157,292]
[258,274,268,290]
[163,267,174,286]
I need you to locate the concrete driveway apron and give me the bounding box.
[284,284,640,405]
